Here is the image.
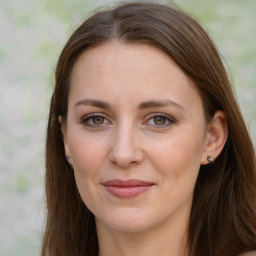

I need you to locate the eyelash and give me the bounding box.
[81,113,111,127]
[81,113,175,128]
[144,113,175,128]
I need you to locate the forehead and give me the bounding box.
[72,42,188,82]
[69,42,203,113]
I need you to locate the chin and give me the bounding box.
[96,208,164,234]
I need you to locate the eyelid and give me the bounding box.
[80,112,175,128]
[143,112,176,127]
[81,112,112,127]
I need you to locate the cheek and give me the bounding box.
[150,133,204,212]
[150,130,205,181]
[67,132,108,211]
[68,130,108,174]
[67,131,108,194]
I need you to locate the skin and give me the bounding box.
[60,42,227,256]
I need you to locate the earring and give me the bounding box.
[65,155,72,166]
[207,155,214,165]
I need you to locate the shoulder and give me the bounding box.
[241,252,256,256]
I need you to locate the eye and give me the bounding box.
[81,114,110,127]
[152,116,167,125]
[145,113,175,127]
[91,116,105,124]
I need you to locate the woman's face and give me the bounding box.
[61,42,211,234]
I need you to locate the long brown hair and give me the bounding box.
[42,2,256,256]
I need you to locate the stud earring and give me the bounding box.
[65,155,72,167]
[207,155,214,165]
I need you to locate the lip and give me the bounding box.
[102,179,154,198]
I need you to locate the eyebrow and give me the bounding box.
[74,99,112,109]
[139,100,185,110]
[74,98,184,110]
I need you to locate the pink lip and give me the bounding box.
[102,179,154,198]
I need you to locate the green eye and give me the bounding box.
[93,116,104,124]
[153,116,166,125]
[145,113,175,128]
[82,115,108,127]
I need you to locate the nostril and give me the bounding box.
[108,146,143,168]
[108,130,144,167]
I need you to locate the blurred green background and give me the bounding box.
[0,0,255,255]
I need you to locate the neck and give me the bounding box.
[96,212,189,256]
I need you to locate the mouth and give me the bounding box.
[102,179,154,198]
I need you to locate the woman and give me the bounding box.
[41,2,256,256]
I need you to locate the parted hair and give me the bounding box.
[42,2,256,256]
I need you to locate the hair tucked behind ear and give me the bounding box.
[42,2,256,256]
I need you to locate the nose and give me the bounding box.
[109,126,144,168]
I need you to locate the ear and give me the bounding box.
[59,115,70,157]
[201,111,228,165]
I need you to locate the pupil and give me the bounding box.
[154,117,165,125]
[94,117,104,124]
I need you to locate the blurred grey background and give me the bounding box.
[0,0,255,255]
